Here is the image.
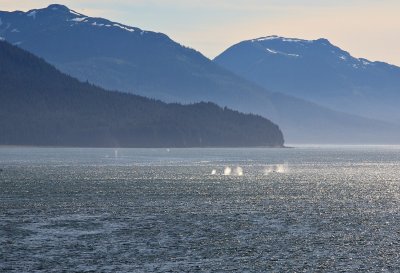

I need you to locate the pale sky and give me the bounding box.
[2,0,400,65]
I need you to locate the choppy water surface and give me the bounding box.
[1,146,400,272]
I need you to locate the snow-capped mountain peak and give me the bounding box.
[47,4,70,11]
[214,35,400,123]
[44,4,85,16]
[246,35,377,69]
[0,4,143,37]
[251,35,312,43]
[24,4,83,19]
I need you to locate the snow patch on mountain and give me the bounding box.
[70,17,87,22]
[113,23,135,32]
[92,22,105,27]
[67,15,136,33]
[27,11,37,19]
[69,9,84,16]
[360,59,371,66]
[282,38,309,43]
[252,35,312,43]
[251,36,378,69]
[339,55,373,69]
[266,48,300,58]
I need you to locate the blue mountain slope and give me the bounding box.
[214,35,400,123]
[0,40,286,147]
[1,6,399,143]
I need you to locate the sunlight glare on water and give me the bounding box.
[1,146,400,272]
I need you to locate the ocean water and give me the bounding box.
[1,146,400,272]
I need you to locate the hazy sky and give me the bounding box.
[2,0,400,65]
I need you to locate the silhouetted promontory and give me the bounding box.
[0,41,284,147]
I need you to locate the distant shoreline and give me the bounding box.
[0,145,288,149]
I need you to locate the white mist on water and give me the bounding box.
[221,166,243,176]
[264,166,274,175]
[224,167,232,176]
[275,164,286,173]
[234,166,244,176]
[264,162,289,174]
[114,149,118,158]
[211,169,217,175]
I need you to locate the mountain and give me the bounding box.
[0,4,255,104]
[214,35,400,123]
[1,5,399,144]
[0,40,284,147]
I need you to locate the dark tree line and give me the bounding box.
[0,41,284,147]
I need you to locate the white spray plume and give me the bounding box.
[211,169,217,175]
[275,163,287,173]
[234,166,244,176]
[264,162,289,175]
[264,166,274,175]
[224,167,232,176]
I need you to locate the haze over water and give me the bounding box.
[1,146,400,272]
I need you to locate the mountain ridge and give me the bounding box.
[1,5,400,143]
[214,35,400,123]
[0,40,285,147]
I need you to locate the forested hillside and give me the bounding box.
[0,41,284,147]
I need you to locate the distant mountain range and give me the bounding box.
[0,41,284,147]
[214,35,400,123]
[1,5,399,144]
